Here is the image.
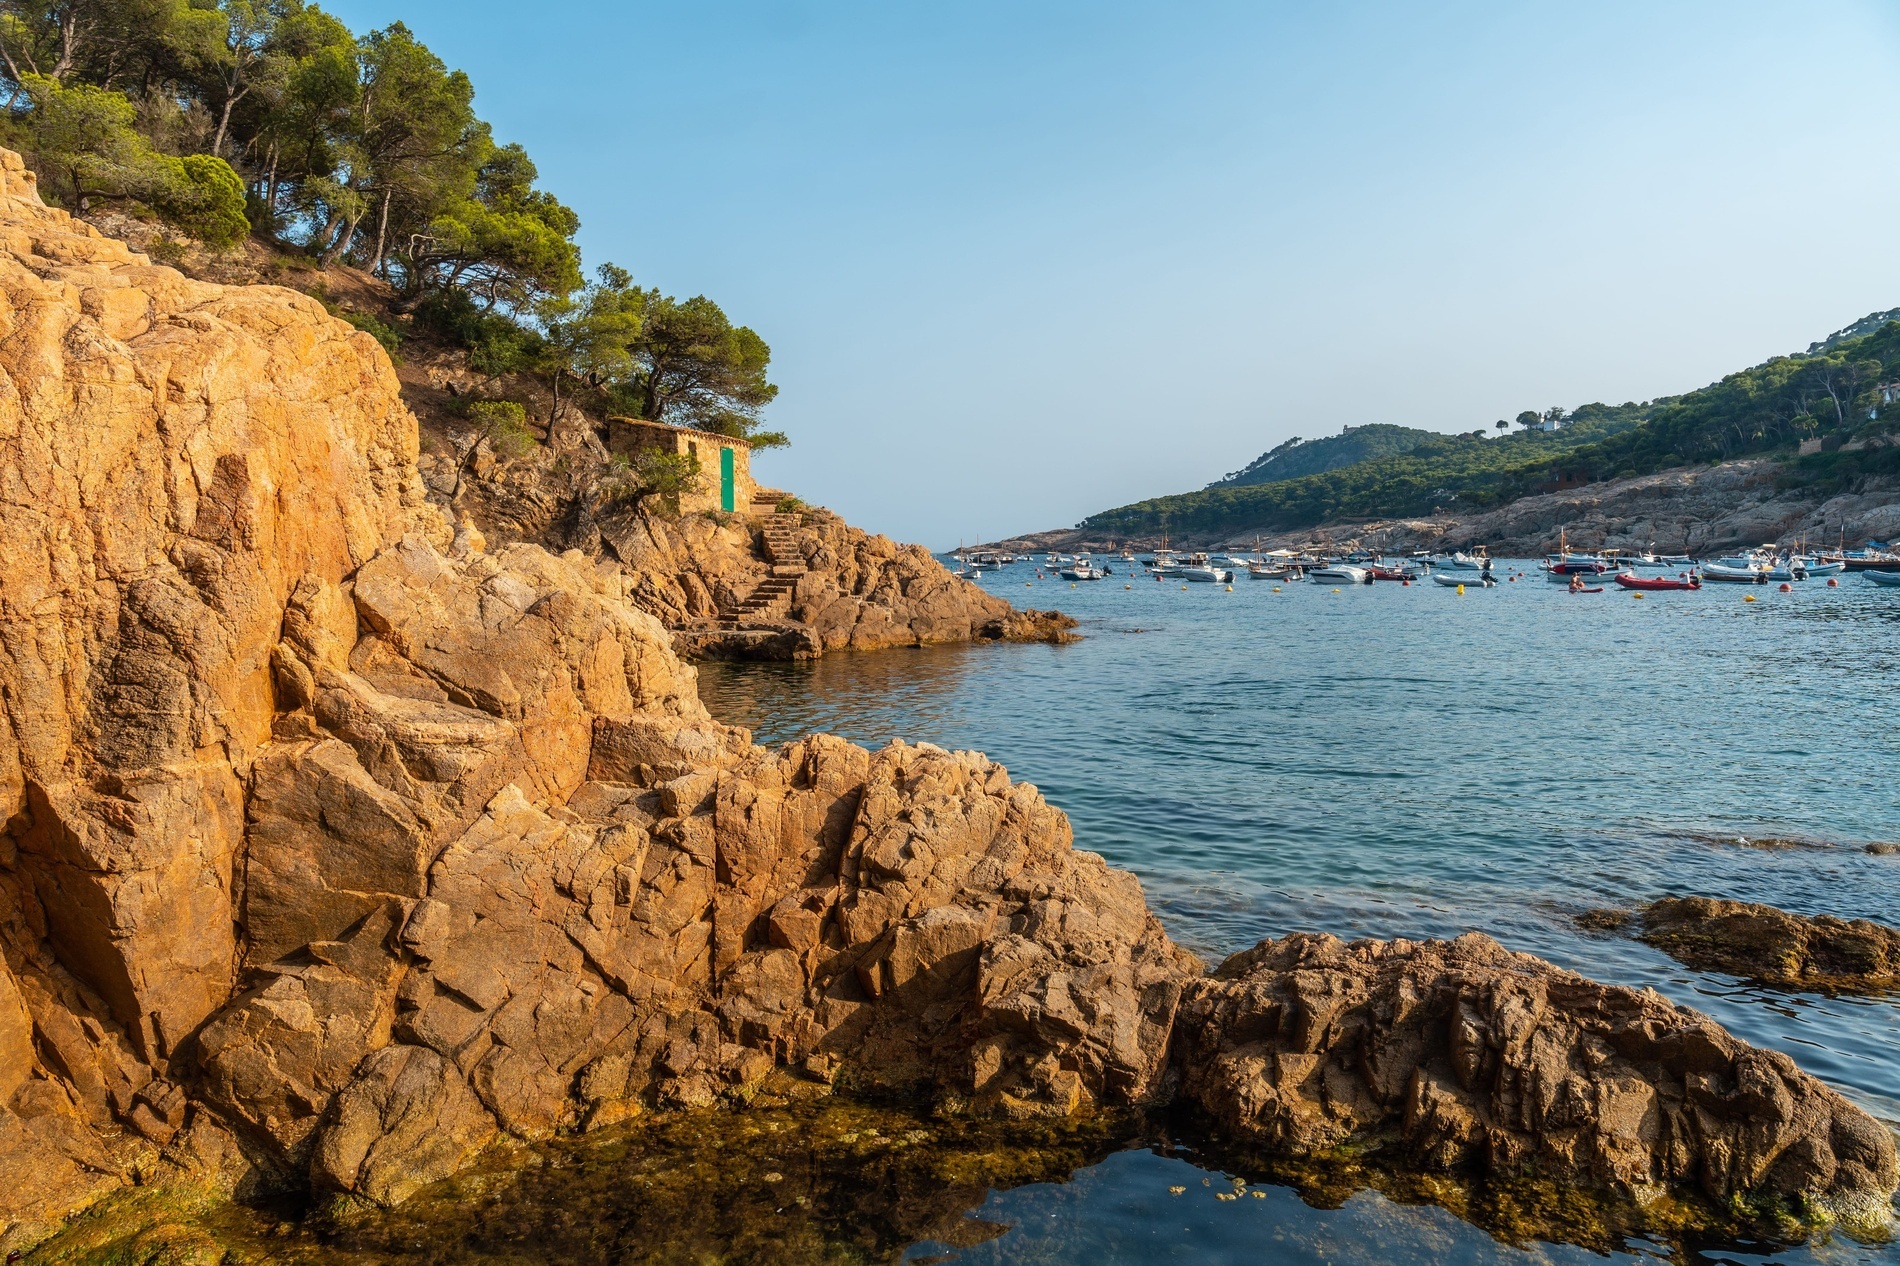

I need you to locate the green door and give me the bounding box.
[719,446,735,512]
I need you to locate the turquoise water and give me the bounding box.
[697,562,1900,1264]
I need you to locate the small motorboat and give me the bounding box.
[1430,550,1493,573]
[1060,559,1106,580]
[1367,564,1419,581]
[1700,557,1771,583]
[1182,564,1235,583]
[1799,558,1845,578]
[1613,572,1700,591]
[1863,569,1900,587]
[1431,572,1492,588]
[1248,562,1299,580]
[1311,564,1371,585]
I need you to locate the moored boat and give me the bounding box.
[1700,556,1771,583]
[1311,564,1371,585]
[1614,572,1701,591]
[1431,571,1493,588]
[1863,569,1900,587]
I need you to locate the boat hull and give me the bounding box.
[1613,573,1700,591]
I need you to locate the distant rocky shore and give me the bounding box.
[1,148,1894,1258]
[985,457,1900,557]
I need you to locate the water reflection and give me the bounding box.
[101,1099,1888,1265]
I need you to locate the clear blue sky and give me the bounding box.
[328,0,1900,547]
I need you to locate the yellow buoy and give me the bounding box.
[1272,586,1281,592]
[1225,584,1233,592]
[1632,593,1645,599]
[1025,582,1032,587]
[1456,583,1465,595]
[1125,584,1132,589]
[1744,594,1756,602]
[1070,583,1077,588]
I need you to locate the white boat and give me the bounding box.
[1430,551,1492,572]
[1060,559,1106,580]
[1863,568,1900,587]
[1432,571,1493,588]
[1799,558,1844,578]
[1182,563,1235,583]
[1311,564,1370,585]
[1700,555,1771,583]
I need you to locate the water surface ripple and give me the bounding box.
[699,563,1900,1264]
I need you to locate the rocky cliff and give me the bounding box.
[0,151,1892,1254]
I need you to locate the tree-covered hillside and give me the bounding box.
[1208,423,1441,488]
[1086,408,1645,536]
[1082,319,1900,537]
[0,0,782,449]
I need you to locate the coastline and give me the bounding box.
[0,148,1895,1260]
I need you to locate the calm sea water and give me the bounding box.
[697,561,1900,1265]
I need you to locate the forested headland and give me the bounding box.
[0,0,784,455]
[1082,316,1900,538]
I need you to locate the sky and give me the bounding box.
[327,0,1900,547]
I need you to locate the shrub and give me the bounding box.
[415,289,541,376]
[337,307,403,360]
[465,400,537,459]
[156,154,249,250]
[600,448,702,515]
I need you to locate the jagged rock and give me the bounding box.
[1618,896,1900,994]
[600,506,1070,657]
[0,144,1893,1252]
[1175,932,1897,1211]
[977,608,1080,645]
[310,1044,498,1207]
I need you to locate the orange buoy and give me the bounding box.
[1778,582,1792,592]
[1827,577,1839,587]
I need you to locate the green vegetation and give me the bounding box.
[601,447,702,515]
[0,0,783,448]
[1084,318,1900,536]
[1210,423,1443,487]
[461,399,535,459]
[1088,408,1644,535]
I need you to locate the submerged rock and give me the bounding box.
[1631,896,1900,995]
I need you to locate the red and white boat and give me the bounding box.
[1613,572,1700,591]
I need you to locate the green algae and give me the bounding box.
[21,1096,1887,1264]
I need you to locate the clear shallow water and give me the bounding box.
[698,562,1900,1264]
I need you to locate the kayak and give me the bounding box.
[1566,586,1605,594]
[1613,572,1701,591]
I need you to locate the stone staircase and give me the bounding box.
[718,504,806,626]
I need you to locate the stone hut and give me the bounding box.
[606,417,757,514]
